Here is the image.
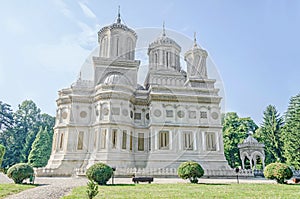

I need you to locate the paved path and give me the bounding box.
[4,177,88,199]
[2,176,276,199]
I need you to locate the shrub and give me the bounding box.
[178,161,204,183]
[86,162,113,185]
[7,163,34,184]
[264,163,293,184]
[86,180,99,199]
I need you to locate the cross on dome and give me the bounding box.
[117,5,121,23]
[162,21,166,36]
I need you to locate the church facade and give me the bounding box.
[43,13,229,176]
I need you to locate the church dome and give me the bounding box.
[103,73,129,85]
[98,23,137,39]
[149,35,180,50]
[97,8,137,60]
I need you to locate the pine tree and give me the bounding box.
[282,93,300,169]
[28,127,52,167]
[255,105,284,164]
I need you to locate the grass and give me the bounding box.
[0,184,36,199]
[63,183,300,199]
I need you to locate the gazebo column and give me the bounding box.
[241,156,245,169]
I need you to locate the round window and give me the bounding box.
[80,111,87,118]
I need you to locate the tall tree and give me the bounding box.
[0,101,14,132]
[0,100,55,168]
[14,100,41,162]
[222,112,258,168]
[28,127,52,167]
[255,105,284,165]
[282,93,300,169]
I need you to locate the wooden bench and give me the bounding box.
[132,177,154,184]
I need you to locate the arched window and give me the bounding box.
[116,37,119,56]
[166,52,169,67]
[100,36,108,57]
[154,52,158,66]
[127,37,134,60]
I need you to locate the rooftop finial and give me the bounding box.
[162,21,166,36]
[117,5,121,23]
[194,32,197,47]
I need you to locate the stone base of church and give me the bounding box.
[36,157,233,177]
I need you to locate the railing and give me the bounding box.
[73,167,254,177]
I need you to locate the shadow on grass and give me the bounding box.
[21,183,43,187]
[197,183,230,186]
[105,184,136,187]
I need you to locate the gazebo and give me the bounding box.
[238,132,265,169]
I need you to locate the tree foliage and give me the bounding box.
[255,105,284,164]
[0,101,13,131]
[0,144,5,167]
[264,163,293,184]
[222,112,258,168]
[7,163,34,184]
[0,100,55,168]
[177,161,204,183]
[282,93,300,169]
[86,180,99,199]
[86,163,113,185]
[28,127,52,167]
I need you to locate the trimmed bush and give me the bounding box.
[86,163,113,185]
[7,163,34,184]
[178,161,204,183]
[264,163,293,184]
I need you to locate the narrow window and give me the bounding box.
[116,37,119,56]
[59,133,64,150]
[77,131,84,150]
[94,130,98,149]
[52,132,57,151]
[155,53,158,66]
[101,36,108,57]
[138,133,144,151]
[149,132,151,151]
[100,129,107,149]
[122,130,127,150]
[112,129,117,149]
[206,132,216,151]
[159,131,169,150]
[130,131,133,151]
[166,52,169,67]
[183,132,193,150]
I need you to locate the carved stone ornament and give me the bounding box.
[177,110,185,118]
[154,109,162,117]
[62,111,68,119]
[80,111,87,118]
[211,112,219,120]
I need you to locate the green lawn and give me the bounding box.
[0,184,36,199]
[63,183,300,199]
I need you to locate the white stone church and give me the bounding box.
[42,12,230,176]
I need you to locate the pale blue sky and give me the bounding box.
[0,0,299,124]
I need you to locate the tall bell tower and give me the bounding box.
[184,33,208,79]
